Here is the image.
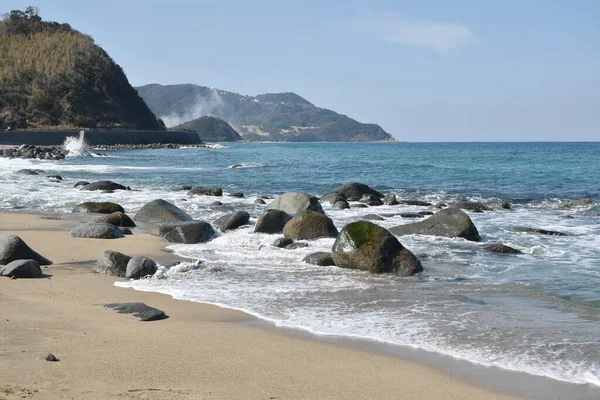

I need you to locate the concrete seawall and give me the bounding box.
[0,130,202,146]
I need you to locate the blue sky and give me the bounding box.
[4,0,599,141]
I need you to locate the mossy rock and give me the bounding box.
[72,202,125,214]
[332,221,422,275]
[283,211,338,240]
[562,199,594,208]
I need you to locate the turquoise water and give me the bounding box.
[1,141,599,386]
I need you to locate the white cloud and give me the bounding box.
[355,13,475,54]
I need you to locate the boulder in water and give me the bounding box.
[80,180,128,191]
[321,183,383,202]
[303,252,335,266]
[272,237,294,248]
[213,211,250,232]
[484,244,522,254]
[72,202,125,214]
[255,210,293,234]
[14,169,39,175]
[283,211,338,240]
[515,227,567,236]
[390,208,481,242]
[0,235,52,265]
[188,187,223,196]
[449,201,490,212]
[134,199,192,224]
[332,221,422,275]
[156,221,215,244]
[383,194,399,205]
[398,200,432,207]
[267,192,323,216]
[562,199,595,209]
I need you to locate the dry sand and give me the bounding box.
[0,211,520,399]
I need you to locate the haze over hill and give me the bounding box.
[137,84,394,142]
[0,7,164,131]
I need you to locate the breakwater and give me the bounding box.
[0,130,202,146]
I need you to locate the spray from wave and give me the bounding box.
[62,136,90,157]
[160,88,225,127]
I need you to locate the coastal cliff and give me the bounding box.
[0,7,164,131]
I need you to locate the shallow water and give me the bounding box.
[1,141,599,386]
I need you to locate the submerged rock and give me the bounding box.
[332,221,422,275]
[188,186,223,196]
[484,244,522,254]
[272,237,294,248]
[562,199,595,209]
[303,252,335,266]
[0,235,52,265]
[80,180,128,191]
[390,208,481,242]
[283,211,338,240]
[449,201,490,212]
[398,200,432,207]
[516,227,567,236]
[321,183,383,202]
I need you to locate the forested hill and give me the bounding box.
[137,84,395,142]
[173,116,242,142]
[0,7,164,130]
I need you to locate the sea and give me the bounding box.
[1,140,599,392]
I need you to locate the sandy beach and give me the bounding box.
[0,211,520,399]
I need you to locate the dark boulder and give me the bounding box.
[0,235,52,265]
[333,200,350,209]
[125,256,157,279]
[515,227,567,236]
[0,259,43,278]
[328,194,347,205]
[286,242,309,250]
[187,187,223,196]
[321,183,383,202]
[14,169,39,175]
[398,200,432,207]
[46,175,63,181]
[332,221,422,275]
[399,213,424,218]
[105,302,167,321]
[255,199,266,205]
[80,180,127,191]
[95,212,136,227]
[390,208,481,242]
[211,201,223,206]
[363,214,385,221]
[383,194,399,205]
[156,221,215,244]
[484,244,522,254]
[283,211,338,240]
[118,227,133,235]
[134,199,193,224]
[562,199,595,209]
[95,250,131,277]
[213,211,250,232]
[74,181,90,188]
[272,237,294,248]
[228,192,244,198]
[449,201,490,212]
[70,223,125,239]
[267,192,323,215]
[255,210,293,234]
[303,252,335,266]
[350,203,368,209]
[72,202,125,214]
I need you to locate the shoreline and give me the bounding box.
[0,210,524,400]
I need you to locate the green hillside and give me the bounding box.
[0,7,164,130]
[174,116,241,142]
[137,84,394,142]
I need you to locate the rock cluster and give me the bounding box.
[1,144,68,160]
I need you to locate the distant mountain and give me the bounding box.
[0,8,164,131]
[174,116,241,142]
[136,84,394,142]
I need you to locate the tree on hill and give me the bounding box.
[0,7,164,131]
